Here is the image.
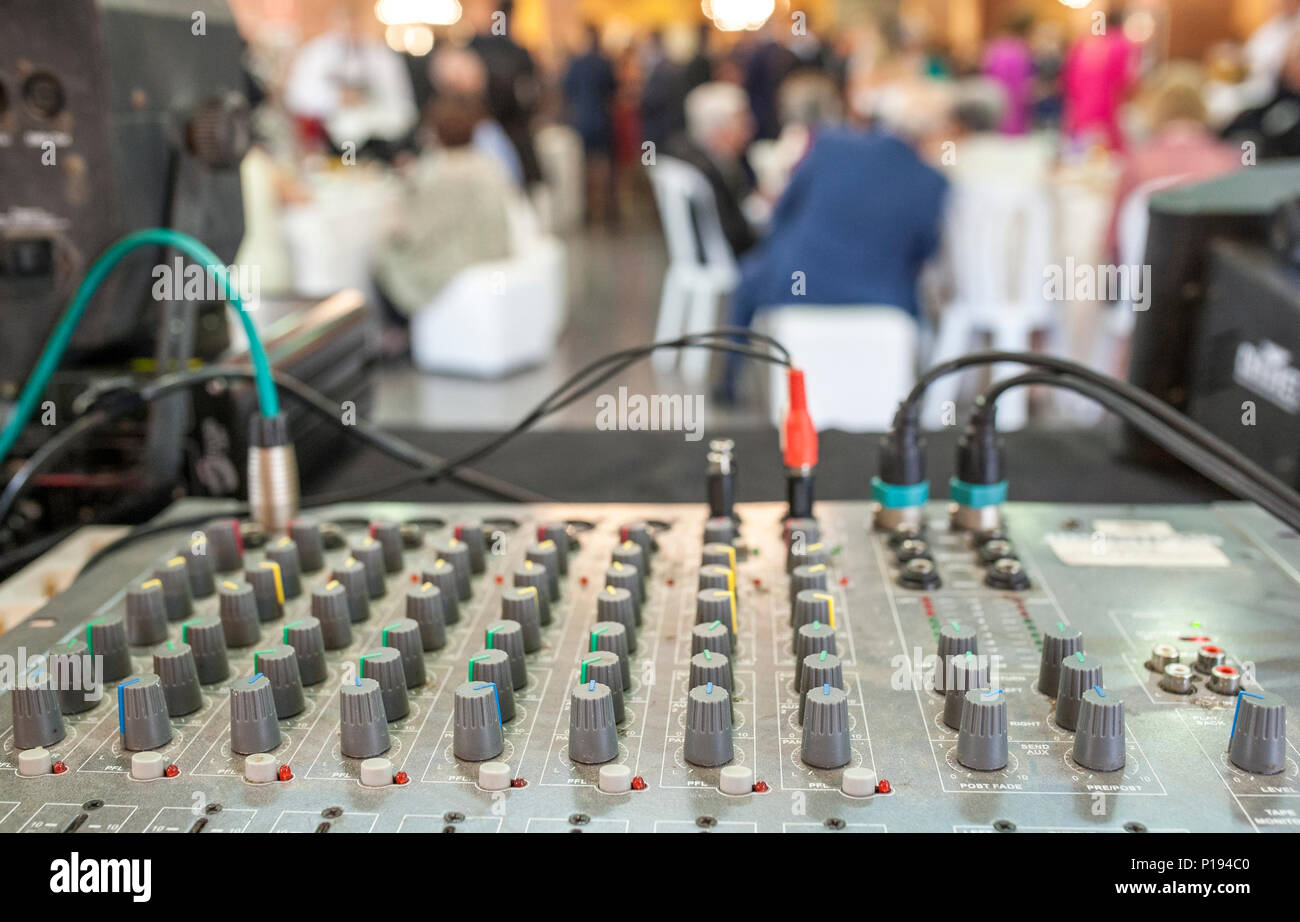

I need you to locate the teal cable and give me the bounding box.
[0,228,280,465]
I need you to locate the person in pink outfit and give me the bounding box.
[983,12,1037,135]
[1062,9,1140,149]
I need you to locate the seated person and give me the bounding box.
[721,116,947,398]
[429,46,525,186]
[666,82,759,259]
[372,93,521,353]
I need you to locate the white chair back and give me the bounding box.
[761,306,919,431]
[647,155,737,274]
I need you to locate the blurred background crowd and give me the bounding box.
[224,0,1300,432]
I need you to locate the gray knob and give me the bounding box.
[181,536,217,598]
[252,645,305,718]
[204,518,245,572]
[1055,652,1103,731]
[691,620,731,658]
[603,563,641,625]
[1072,687,1126,772]
[119,674,172,751]
[685,683,733,767]
[791,588,833,631]
[217,579,261,647]
[368,520,405,573]
[611,541,646,600]
[229,674,281,754]
[484,620,527,689]
[282,617,328,685]
[453,681,504,761]
[790,563,829,603]
[700,541,736,572]
[245,561,286,622]
[468,649,516,722]
[618,521,654,572]
[798,650,843,723]
[957,688,1008,771]
[406,582,447,651]
[49,640,99,714]
[784,517,820,559]
[264,537,303,599]
[288,518,326,572]
[340,678,390,759]
[525,541,561,601]
[382,619,426,687]
[1037,622,1084,696]
[536,521,571,573]
[361,648,409,721]
[568,681,618,764]
[398,521,422,550]
[1229,691,1287,774]
[88,614,132,682]
[794,620,836,690]
[332,559,371,622]
[126,579,169,645]
[453,520,488,573]
[11,680,65,749]
[589,622,631,690]
[501,587,542,652]
[698,564,734,595]
[513,562,550,626]
[579,651,625,723]
[424,560,461,625]
[349,539,387,599]
[704,517,735,545]
[696,589,737,649]
[182,616,229,684]
[153,556,194,622]
[801,683,850,768]
[434,538,473,600]
[943,651,989,730]
[596,585,637,652]
[153,642,204,716]
[311,581,354,649]
[787,540,829,572]
[936,621,979,693]
[689,649,732,692]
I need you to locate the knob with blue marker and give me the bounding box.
[568,680,618,764]
[229,673,280,754]
[340,677,390,759]
[453,681,504,761]
[957,688,1008,771]
[1229,690,1287,774]
[119,674,172,751]
[685,682,733,767]
[1072,686,1126,772]
[801,683,851,769]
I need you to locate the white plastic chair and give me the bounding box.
[646,155,740,383]
[760,306,919,431]
[926,156,1054,430]
[410,200,567,378]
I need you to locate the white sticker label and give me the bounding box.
[1047,530,1230,568]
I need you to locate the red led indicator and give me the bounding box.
[277,764,293,782]
[752,780,770,793]
[630,775,647,791]
[52,761,68,774]
[510,777,528,788]
[876,779,892,795]
[580,576,589,587]
[164,763,180,778]
[494,575,504,584]
[839,576,849,587]
[394,771,410,785]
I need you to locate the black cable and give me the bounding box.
[890,350,1300,518]
[300,329,794,507]
[0,366,547,526]
[970,371,1300,531]
[72,330,795,576]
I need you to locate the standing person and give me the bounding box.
[563,24,619,224]
[744,20,801,141]
[641,30,688,150]
[1061,6,1140,150]
[463,0,543,185]
[983,12,1036,135]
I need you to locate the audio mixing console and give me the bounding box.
[0,498,1296,834]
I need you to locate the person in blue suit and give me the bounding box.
[722,127,948,398]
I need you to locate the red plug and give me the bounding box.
[782,368,818,470]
